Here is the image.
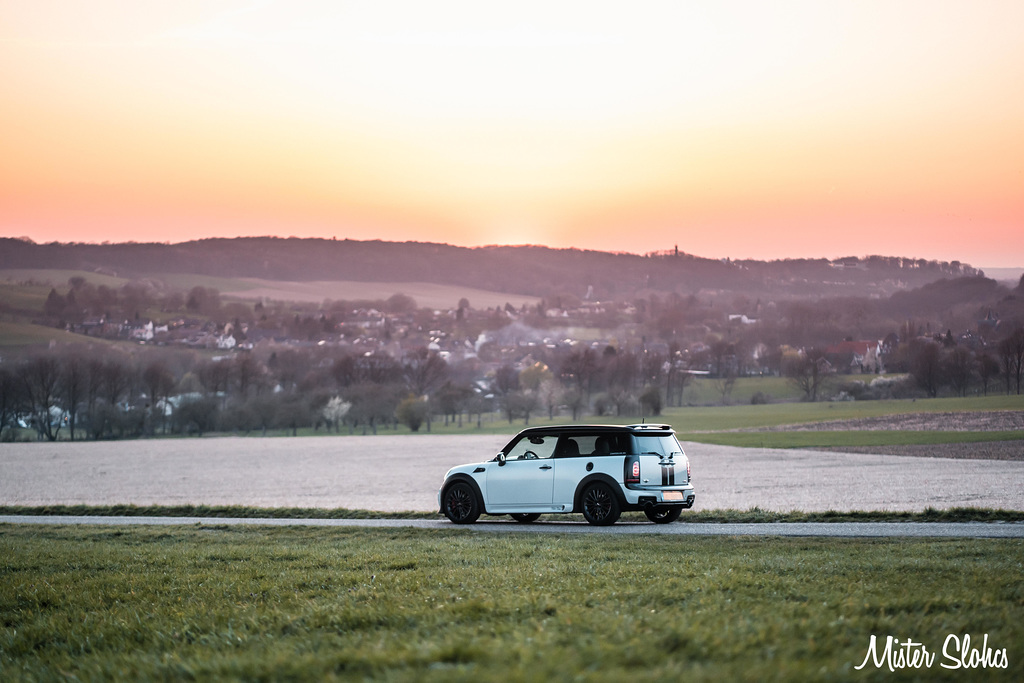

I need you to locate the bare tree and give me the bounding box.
[142,360,175,435]
[785,348,831,402]
[274,395,313,436]
[100,357,132,408]
[709,339,734,378]
[18,356,63,441]
[942,346,975,397]
[60,351,89,441]
[231,353,265,399]
[355,352,402,385]
[504,390,539,425]
[538,379,560,420]
[560,349,597,400]
[197,359,231,403]
[492,363,518,395]
[174,396,218,436]
[664,343,694,407]
[714,371,738,405]
[403,348,449,397]
[978,352,1000,396]
[0,366,23,440]
[345,382,400,435]
[436,381,474,426]
[998,328,1024,395]
[562,388,586,421]
[909,339,943,398]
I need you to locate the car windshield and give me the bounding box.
[635,434,683,457]
[506,434,558,460]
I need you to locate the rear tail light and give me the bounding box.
[624,456,640,484]
[686,459,691,481]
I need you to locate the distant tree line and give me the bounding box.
[784,327,1024,403]
[4,320,1023,442]
[0,342,686,441]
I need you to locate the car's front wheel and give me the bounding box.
[581,483,621,526]
[510,513,541,523]
[644,506,682,524]
[442,482,480,524]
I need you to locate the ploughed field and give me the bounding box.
[745,410,1024,460]
[2,434,1022,512]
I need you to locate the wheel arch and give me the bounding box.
[440,473,484,513]
[572,473,626,513]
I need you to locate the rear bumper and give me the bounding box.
[625,485,695,511]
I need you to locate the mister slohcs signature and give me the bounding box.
[854,633,1008,672]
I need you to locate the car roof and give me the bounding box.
[514,424,675,437]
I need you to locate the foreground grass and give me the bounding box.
[1,525,1021,682]
[3,504,1024,523]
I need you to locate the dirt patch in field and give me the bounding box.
[753,410,1024,433]
[751,410,1024,461]
[816,441,1024,461]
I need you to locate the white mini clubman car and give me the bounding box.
[438,424,695,526]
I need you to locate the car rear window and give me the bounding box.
[634,434,684,457]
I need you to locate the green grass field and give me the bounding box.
[667,394,1024,432]
[0,268,541,311]
[0,321,115,349]
[0,269,128,290]
[681,375,804,404]
[385,394,1024,444]
[1,525,1021,682]
[4,389,1020,450]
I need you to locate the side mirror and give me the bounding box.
[497,452,506,466]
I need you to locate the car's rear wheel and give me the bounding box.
[644,506,682,524]
[443,482,480,524]
[581,483,621,526]
[510,513,541,523]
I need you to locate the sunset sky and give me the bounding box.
[2,1,1022,266]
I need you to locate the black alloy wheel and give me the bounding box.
[510,513,541,523]
[443,482,480,524]
[581,483,621,526]
[644,506,682,524]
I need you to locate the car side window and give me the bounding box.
[506,435,557,460]
[554,434,630,457]
[593,434,630,455]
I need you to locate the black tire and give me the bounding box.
[644,506,682,524]
[581,483,621,526]
[442,482,480,524]
[511,513,541,523]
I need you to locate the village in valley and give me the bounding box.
[2,242,1024,440]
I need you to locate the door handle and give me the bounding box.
[539,465,552,470]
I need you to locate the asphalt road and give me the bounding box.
[3,515,1022,538]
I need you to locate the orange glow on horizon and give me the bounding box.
[1,1,1022,266]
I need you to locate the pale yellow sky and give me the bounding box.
[1,1,1022,265]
